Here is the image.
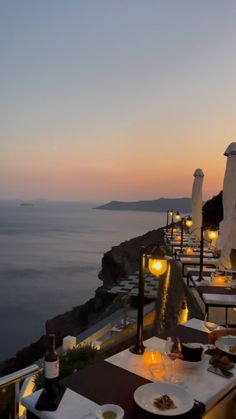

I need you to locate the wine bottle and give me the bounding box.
[44,334,60,398]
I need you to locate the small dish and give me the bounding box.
[95,404,124,419]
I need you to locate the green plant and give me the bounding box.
[34,343,98,390]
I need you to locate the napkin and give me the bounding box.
[42,388,99,419]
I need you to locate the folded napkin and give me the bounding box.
[43,388,99,419]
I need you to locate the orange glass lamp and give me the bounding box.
[143,350,162,367]
[148,255,168,276]
[213,275,225,286]
[130,243,169,355]
[186,247,193,255]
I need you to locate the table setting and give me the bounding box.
[22,319,236,419]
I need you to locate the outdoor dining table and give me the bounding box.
[179,256,219,277]
[188,275,236,325]
[22,318,236,419]
[174,250,214,260]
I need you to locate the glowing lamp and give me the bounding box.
[175,211,181,221]
[198,219,219,281]
[148,258,168,276]
[130,243,169,355]
[185,216,193,229]
[186,247,193,255]
[207,226,219,241]
[166,209,174,228]
[213,275,225,286]
[176,235,181,241]
[148,246,168,277]
[173,228,177,233]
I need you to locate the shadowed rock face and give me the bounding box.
[99,228,165,287]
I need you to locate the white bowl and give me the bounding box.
[95,404,124,419]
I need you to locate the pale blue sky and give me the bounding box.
[1,1,236,201]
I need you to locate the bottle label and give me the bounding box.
[44,360,59,379]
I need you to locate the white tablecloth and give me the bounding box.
[22,388,99,419]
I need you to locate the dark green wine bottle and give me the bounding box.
[44,334,60,398]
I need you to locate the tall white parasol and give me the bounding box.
[190,168,204,240]
[218,142,236,268]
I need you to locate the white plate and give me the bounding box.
[215,335,236,355]
[133,382,194,416]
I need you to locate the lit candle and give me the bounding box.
[143,350,162,367]
[214,275,225,285]
[186,247,193,255]
[176,235,181,241]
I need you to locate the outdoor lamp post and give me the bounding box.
[167,209,173,229]
[130,244,169,355]
[207,226,219,248]
[197,225,218,281]
[185,216,193,229]
[174,211,181,222]
[180,216,192,252]
[180,218,185,253]
[170,211,181,238]
[170,210,175,238]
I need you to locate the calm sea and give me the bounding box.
[0,202,166,361]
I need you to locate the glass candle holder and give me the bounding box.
[186,247,193,255]
[143,350,162,367]
[213,275,226,286]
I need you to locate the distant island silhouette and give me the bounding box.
[20,202,34,206]
[95,197,192,213]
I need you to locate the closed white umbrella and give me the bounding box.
[218,210,236,269]
[218,142,236,268]
[190,168,204,239]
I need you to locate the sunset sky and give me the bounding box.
[1,1,236,202]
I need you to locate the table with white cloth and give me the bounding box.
[175,250,214,260]
[179,256,219,277]
[22,319,236,419]
[187,273,236,325]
